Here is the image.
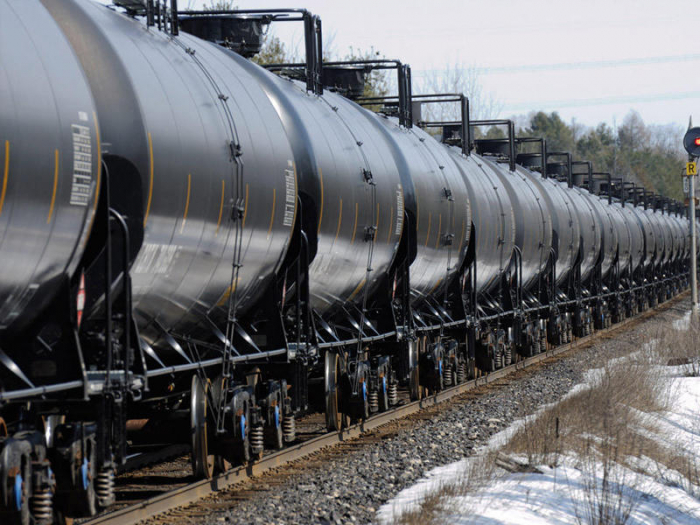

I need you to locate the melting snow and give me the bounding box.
[377,312,700,525]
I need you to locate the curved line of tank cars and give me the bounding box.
[0,0,695,523]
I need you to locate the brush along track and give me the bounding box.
[82,291,688,525]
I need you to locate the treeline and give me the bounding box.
[513,111,685,200]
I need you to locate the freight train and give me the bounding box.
[0,1,694,523]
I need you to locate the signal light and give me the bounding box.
[684,127,700,156]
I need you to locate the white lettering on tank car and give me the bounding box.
[69,124,92,206]
[132,243,179,275]
[283,161,296,227]
[395,184,404,236]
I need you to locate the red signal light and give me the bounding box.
[694,137,700,146]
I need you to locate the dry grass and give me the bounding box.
[503,346,671,466]
[393,453,499,525]
[659,315,700,376]
[387,315,700,525]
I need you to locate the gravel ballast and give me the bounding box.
[152,299,689,525]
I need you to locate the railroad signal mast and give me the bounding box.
[683,122,700,315]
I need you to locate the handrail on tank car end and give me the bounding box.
[470,119,517,171]
[411,93,470,155]
[591,172,614,204]
[515,137,548,178]
[330,60,414,128]
[178,7,323,94]
[571,160,593,192]
[546,151,573,188]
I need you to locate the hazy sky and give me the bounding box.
[112,0,698,130]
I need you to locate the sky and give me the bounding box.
[110,0,699,131]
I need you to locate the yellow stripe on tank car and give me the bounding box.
[267,188,276,238]
[424,213,432,247]
[143,132,155,227]
[180,173,191,233]
[216,277,241,307]
[317,167,324,234]
[350,202,359,244]
[242,183,249,229]
[347,278,366,302]
[428,277,443,295]
[0,140,9,217]
[216,180,225,235]
[47,149,59,223]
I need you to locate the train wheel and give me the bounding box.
[266,404,284,450]
[378,375,389,412]
[3,455,30,525]
[210,377,232,473]
[325,351,342,431]
[235,403,252,464]
[68,437,97,517]
[409,339,421,401]
[190,375,214,479]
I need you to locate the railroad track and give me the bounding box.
[83,291,688,525]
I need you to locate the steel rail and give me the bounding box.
[83,290,688,525]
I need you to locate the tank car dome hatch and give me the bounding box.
[322,66,366,100]
[178,15,270,57]
[441,124,463,147]
[516,152,545,172]
[474,138,510,157]
[546,161,568,179]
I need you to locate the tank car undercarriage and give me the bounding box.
[0,2,696,524]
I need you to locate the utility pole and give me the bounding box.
[683,120,700,316]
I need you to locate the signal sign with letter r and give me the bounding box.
[688,162,698,176]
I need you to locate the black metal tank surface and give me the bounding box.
[240,69,406,315]
[581,192,618,280]
[0,0,100,334]
[669,214,685,263]
[609,202,633,276]
[378,126,471,303]
[520,174,580,288]
[457,155,515,294]
[569,186,602,283]
[43,0,297,348]
[619,202,645,274]
[630,204,656,271]
[644,208,665,267]
[487,161,552,292]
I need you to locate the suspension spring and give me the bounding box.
[283,415,296,443]
[494,353,503,369]
[95,468,116,508]
[388,383,398,406]
[30,488,52,521]
[250,425,264,453]
[457,362,467,384]
[443,363,453,387]
[368,390,379,413]
[504,346,512,366]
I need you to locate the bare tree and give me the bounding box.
[416,62,503,123]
